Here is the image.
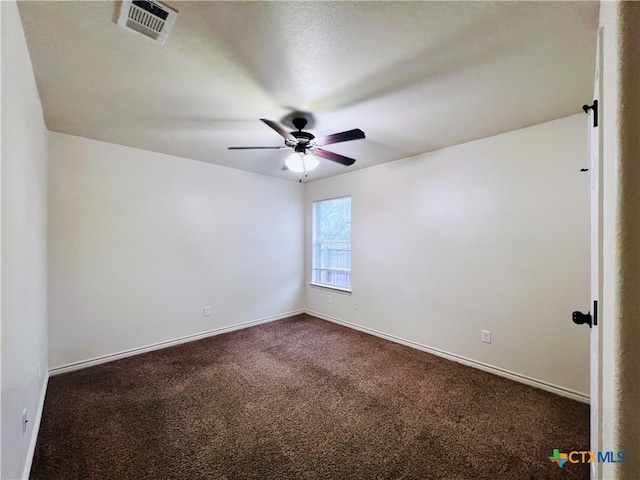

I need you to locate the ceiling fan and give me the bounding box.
[228,117,365,179]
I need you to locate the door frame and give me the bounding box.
[588,25,604,480]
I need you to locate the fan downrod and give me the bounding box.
[292,118,307,131]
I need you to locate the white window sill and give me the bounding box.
[310,283,352,295]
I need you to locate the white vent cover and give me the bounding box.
[117,1,177,45]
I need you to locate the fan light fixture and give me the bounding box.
[285,152,319,173]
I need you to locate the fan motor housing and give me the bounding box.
[291,131,315,143]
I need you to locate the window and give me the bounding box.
[312,196,351,291]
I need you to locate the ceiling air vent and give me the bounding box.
[117,1,177,45]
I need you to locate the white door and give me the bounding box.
[587,26,603,480]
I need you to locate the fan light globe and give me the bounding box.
[286,153,319,173]
[285,153,304,172]
[303,154,319,171]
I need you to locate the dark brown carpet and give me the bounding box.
[31,314,589,479]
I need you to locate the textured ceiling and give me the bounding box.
[18,1,599,181]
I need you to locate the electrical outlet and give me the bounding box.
[22,409,28,435]
[354,301,360,310]
[204,306,211,316]
[482,330,491,344]
[328,295,333,304]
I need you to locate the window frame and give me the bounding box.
[311,196,352,293]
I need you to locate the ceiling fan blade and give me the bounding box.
[314,149,356,166]
[315,128,365,146]
[228,146,288,150]
[260,119,296,141]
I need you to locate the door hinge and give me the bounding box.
[572,300,598,328]
[583,99,598,127]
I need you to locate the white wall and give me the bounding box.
[305,114,590,397]
[1,1,50,478]
[600,2,640,478]
[48,133,304,369]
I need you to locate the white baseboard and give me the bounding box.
[49,310,304,376]
[22,373,49,480]
[306,310,590,404]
